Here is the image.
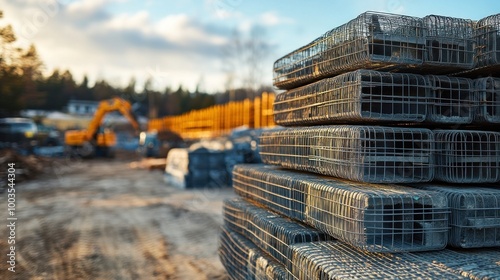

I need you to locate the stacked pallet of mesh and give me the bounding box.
[220,11,500,280]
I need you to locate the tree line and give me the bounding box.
[0,10,271,118]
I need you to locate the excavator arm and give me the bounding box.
[65,97,140,157]
[85,97,139,140]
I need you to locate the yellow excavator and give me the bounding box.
[65,97,140,158]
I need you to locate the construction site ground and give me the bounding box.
[0,152,233,280]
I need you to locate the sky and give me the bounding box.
[2,0,499,93]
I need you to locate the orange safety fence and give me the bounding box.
[148,92,276,139]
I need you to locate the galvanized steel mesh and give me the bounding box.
[475,13,500,68]
[410,183,500,248]
[423,15,475,71]
[232,164,449,253]
[218,226,290,280]
[273,12,426,89]
[274,70,429,126]
[475,77,500,123]
[433,130,500,183]
[426,75,475,124]
[290,241,500,280]
[222,198,332,270]
[259,126,434,183]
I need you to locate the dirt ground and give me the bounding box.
[0,153,234,279]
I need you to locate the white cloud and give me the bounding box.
[259,11,293,26]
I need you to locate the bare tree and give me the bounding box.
[222,25,271,100]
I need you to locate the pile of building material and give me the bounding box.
[164,128,268,189]
[219,11,500,280]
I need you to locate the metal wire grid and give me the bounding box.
[232,164,449,253]
[426,75,476,124]
[259,126,434,183]
[433,130,500,183]
[232,164,308,222]
[222,198,332,272]
[273,70,429,126]
[410,183,500,248]
[423,15,475,71]
[475,77,500,123]
[273,12,426,90]
[290,241,467,280]
[218,226,290,280]
[475,13,500,68]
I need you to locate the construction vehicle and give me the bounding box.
[65,97,140,158]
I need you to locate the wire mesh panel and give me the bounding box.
[290,241,466,280]
[423,15,475,72]
[233,164,308,221]
[433,130,500,183]
[223,198,332,271]
[274,70,429,126]
[475,77,500,123]
[218,226,290,280]
[475,13,500,69]
[410,183,500,248]
[232,164,449,253]
[426,75,475,124]
[273,12,425,89]
[260,126,434,183]
[406,247,500,279]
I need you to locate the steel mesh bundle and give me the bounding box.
[411,183,500,248]
[274,70,428,126]
[223,198,332,271]
[233,164,449,253]
[259,125,434,183]
[433,130,500,183]
[475,77,500,123]
[290,241,467,280]
[475,13,500,69]
[273,12,425,90]
[426,75,475,124]
[218,226,290,280]
[233,164,308,221]
[423,15,475,71]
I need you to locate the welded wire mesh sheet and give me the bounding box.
[475,77,500,123]
[290,241,467,280]
[411,183,500,248]
[232,164,449,253]
[223,198,332,271]
[434,130,500,183]
[259,126,434,183]
[426,75,475,124]
[273,12,425,89]
[274,70,428,126]
[218,226,290,280]
[475,13,500,69]
[423,15,474,71]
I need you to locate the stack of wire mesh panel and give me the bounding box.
[273,70,429,125]
[220,10,500,280]
[423,15,474,72]
[259,125,434,183]
[433,130,500,183]
[410,183,500,248]
[290,241,500,279]
[232,164,449,252]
